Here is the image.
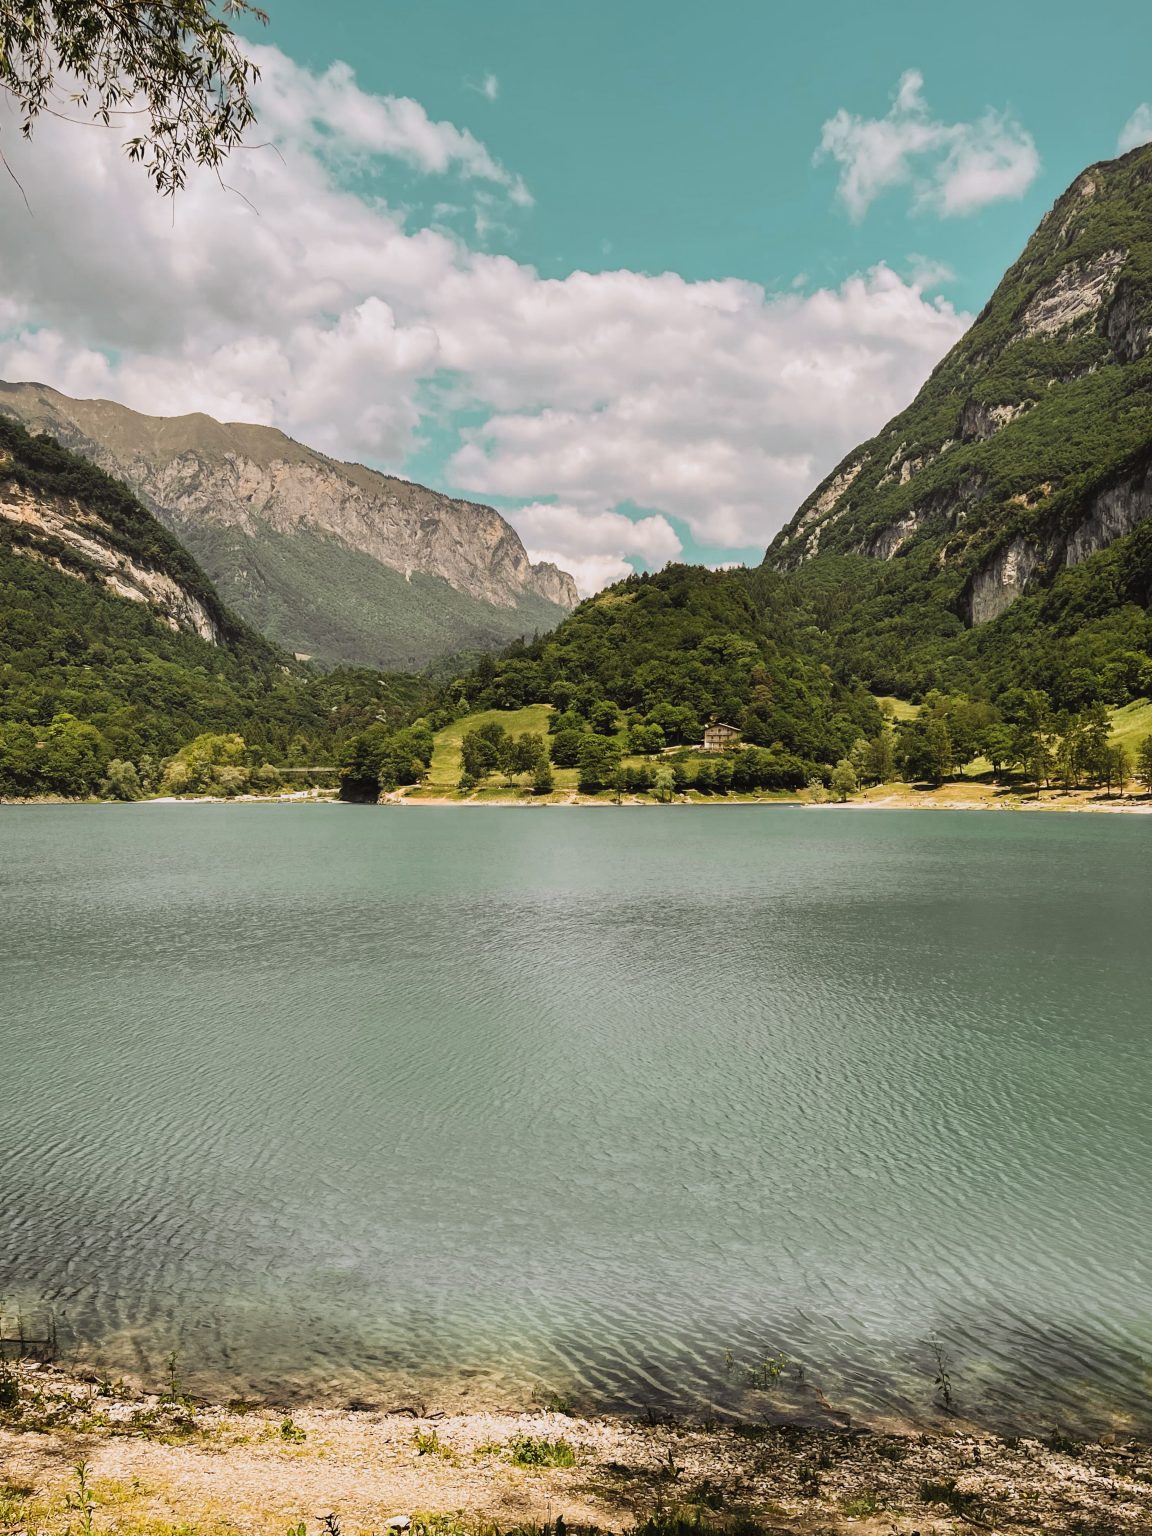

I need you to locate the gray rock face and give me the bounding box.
[1105,282,1152,363]
[0,381,578,614]
[957,398,1032,443]
[965,459,1152,624]
[0,480,221,642]
[1065,461,1152,565]
[862,509,923,560]
[1016,249,1127,338]
[967,535,1043,624]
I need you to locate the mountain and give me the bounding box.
[415,146,1152,788]
[0,382,578,671]
[763,144,1152,701]
[0,412,426,795]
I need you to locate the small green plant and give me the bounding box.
[160,1349,191,1405]
[686,1478,725,1510]
[413,1427,454,1460]
[930,1338,954,1412]
[1047,1428,1085,1456]
[797,1464,821,1497]
[919,1477,979,1516]
[529,1386,575,1415]
[874,1438,907,1462]
[723,1348,791,1389]
[65,1461,97,1536]
[629,1516,768,1536]
[0,1359,19,1413]
[286,1525,307,1536]
[278,1416,306,1443]
[658,1447,680,1483]
[507,1434,577,1468]
[0,1481,33,1525]
[412,1516,505,1536]
[841,1493,885,1517]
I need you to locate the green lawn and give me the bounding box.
[422,704,555,791]
[873,695,920,721]
[1110,697,1152,755]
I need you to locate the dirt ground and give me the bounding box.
[2,1365,1150,1536]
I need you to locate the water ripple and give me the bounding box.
[1,805,1150,1434]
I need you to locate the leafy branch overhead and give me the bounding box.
[0,0,267,193]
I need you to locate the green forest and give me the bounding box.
[0,416,430,799]
[5,145,1152,804]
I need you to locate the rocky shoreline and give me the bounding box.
[2,1363,1149,1535]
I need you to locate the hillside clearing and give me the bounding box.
[422,704,554,791]
[1110,697,1152,754]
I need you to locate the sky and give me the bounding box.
[2,0,1152,594]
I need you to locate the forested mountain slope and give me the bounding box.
[764,145,1152,704]
[0,416,425,795]
[0,382,577,671]
[447,562,882,767]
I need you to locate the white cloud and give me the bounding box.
[1118,104,1152,153]
[511,502,682,597]
[249,46,530,204]
[0,49,971,594]
[818,69,1039,220]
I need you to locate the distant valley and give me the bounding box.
[3,147,1152,807]
[0,382,577,671]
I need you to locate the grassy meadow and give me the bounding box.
[398,695,1152,805]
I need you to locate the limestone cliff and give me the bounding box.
[0,474,221,643]
[0,384,577,669]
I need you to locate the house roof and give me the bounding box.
[706,722,740,732]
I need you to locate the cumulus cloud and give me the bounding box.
[511,503,683,596]
[249,46,530,203]
[1118,104,1152,153]
[0,48,971,593]
[818,69,1039,220]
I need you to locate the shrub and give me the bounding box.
[506,1435,577,1468]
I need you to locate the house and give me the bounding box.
[702,721,741,752]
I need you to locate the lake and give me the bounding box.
[1,804,1149,1433]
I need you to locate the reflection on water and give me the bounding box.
[2,805,1150,1434]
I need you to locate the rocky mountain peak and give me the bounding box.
[765,143,1152,625]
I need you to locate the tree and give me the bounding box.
[830,759,858,801]
[1,0,267,195]
[577,735,620,794]
[862,729,896,785]
[514,732,547,774]
[461,729,499,781]
[41,713,107,796]
[653,765,675,802]
[978,723,1016,778]
[549,727,585,768]
[0,720,41,797]
[1105,743,1130,798]
[532,759,555,796]
[898,714,953,785]
[1137,735,1152,797]
[101,758,142,800]
[627,722,665,756]
[589,699,619,736]
[1079,703,1112,788]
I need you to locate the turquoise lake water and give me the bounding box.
[1,804,1149,1432]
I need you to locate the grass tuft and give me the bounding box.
[506,1434,578,1468]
